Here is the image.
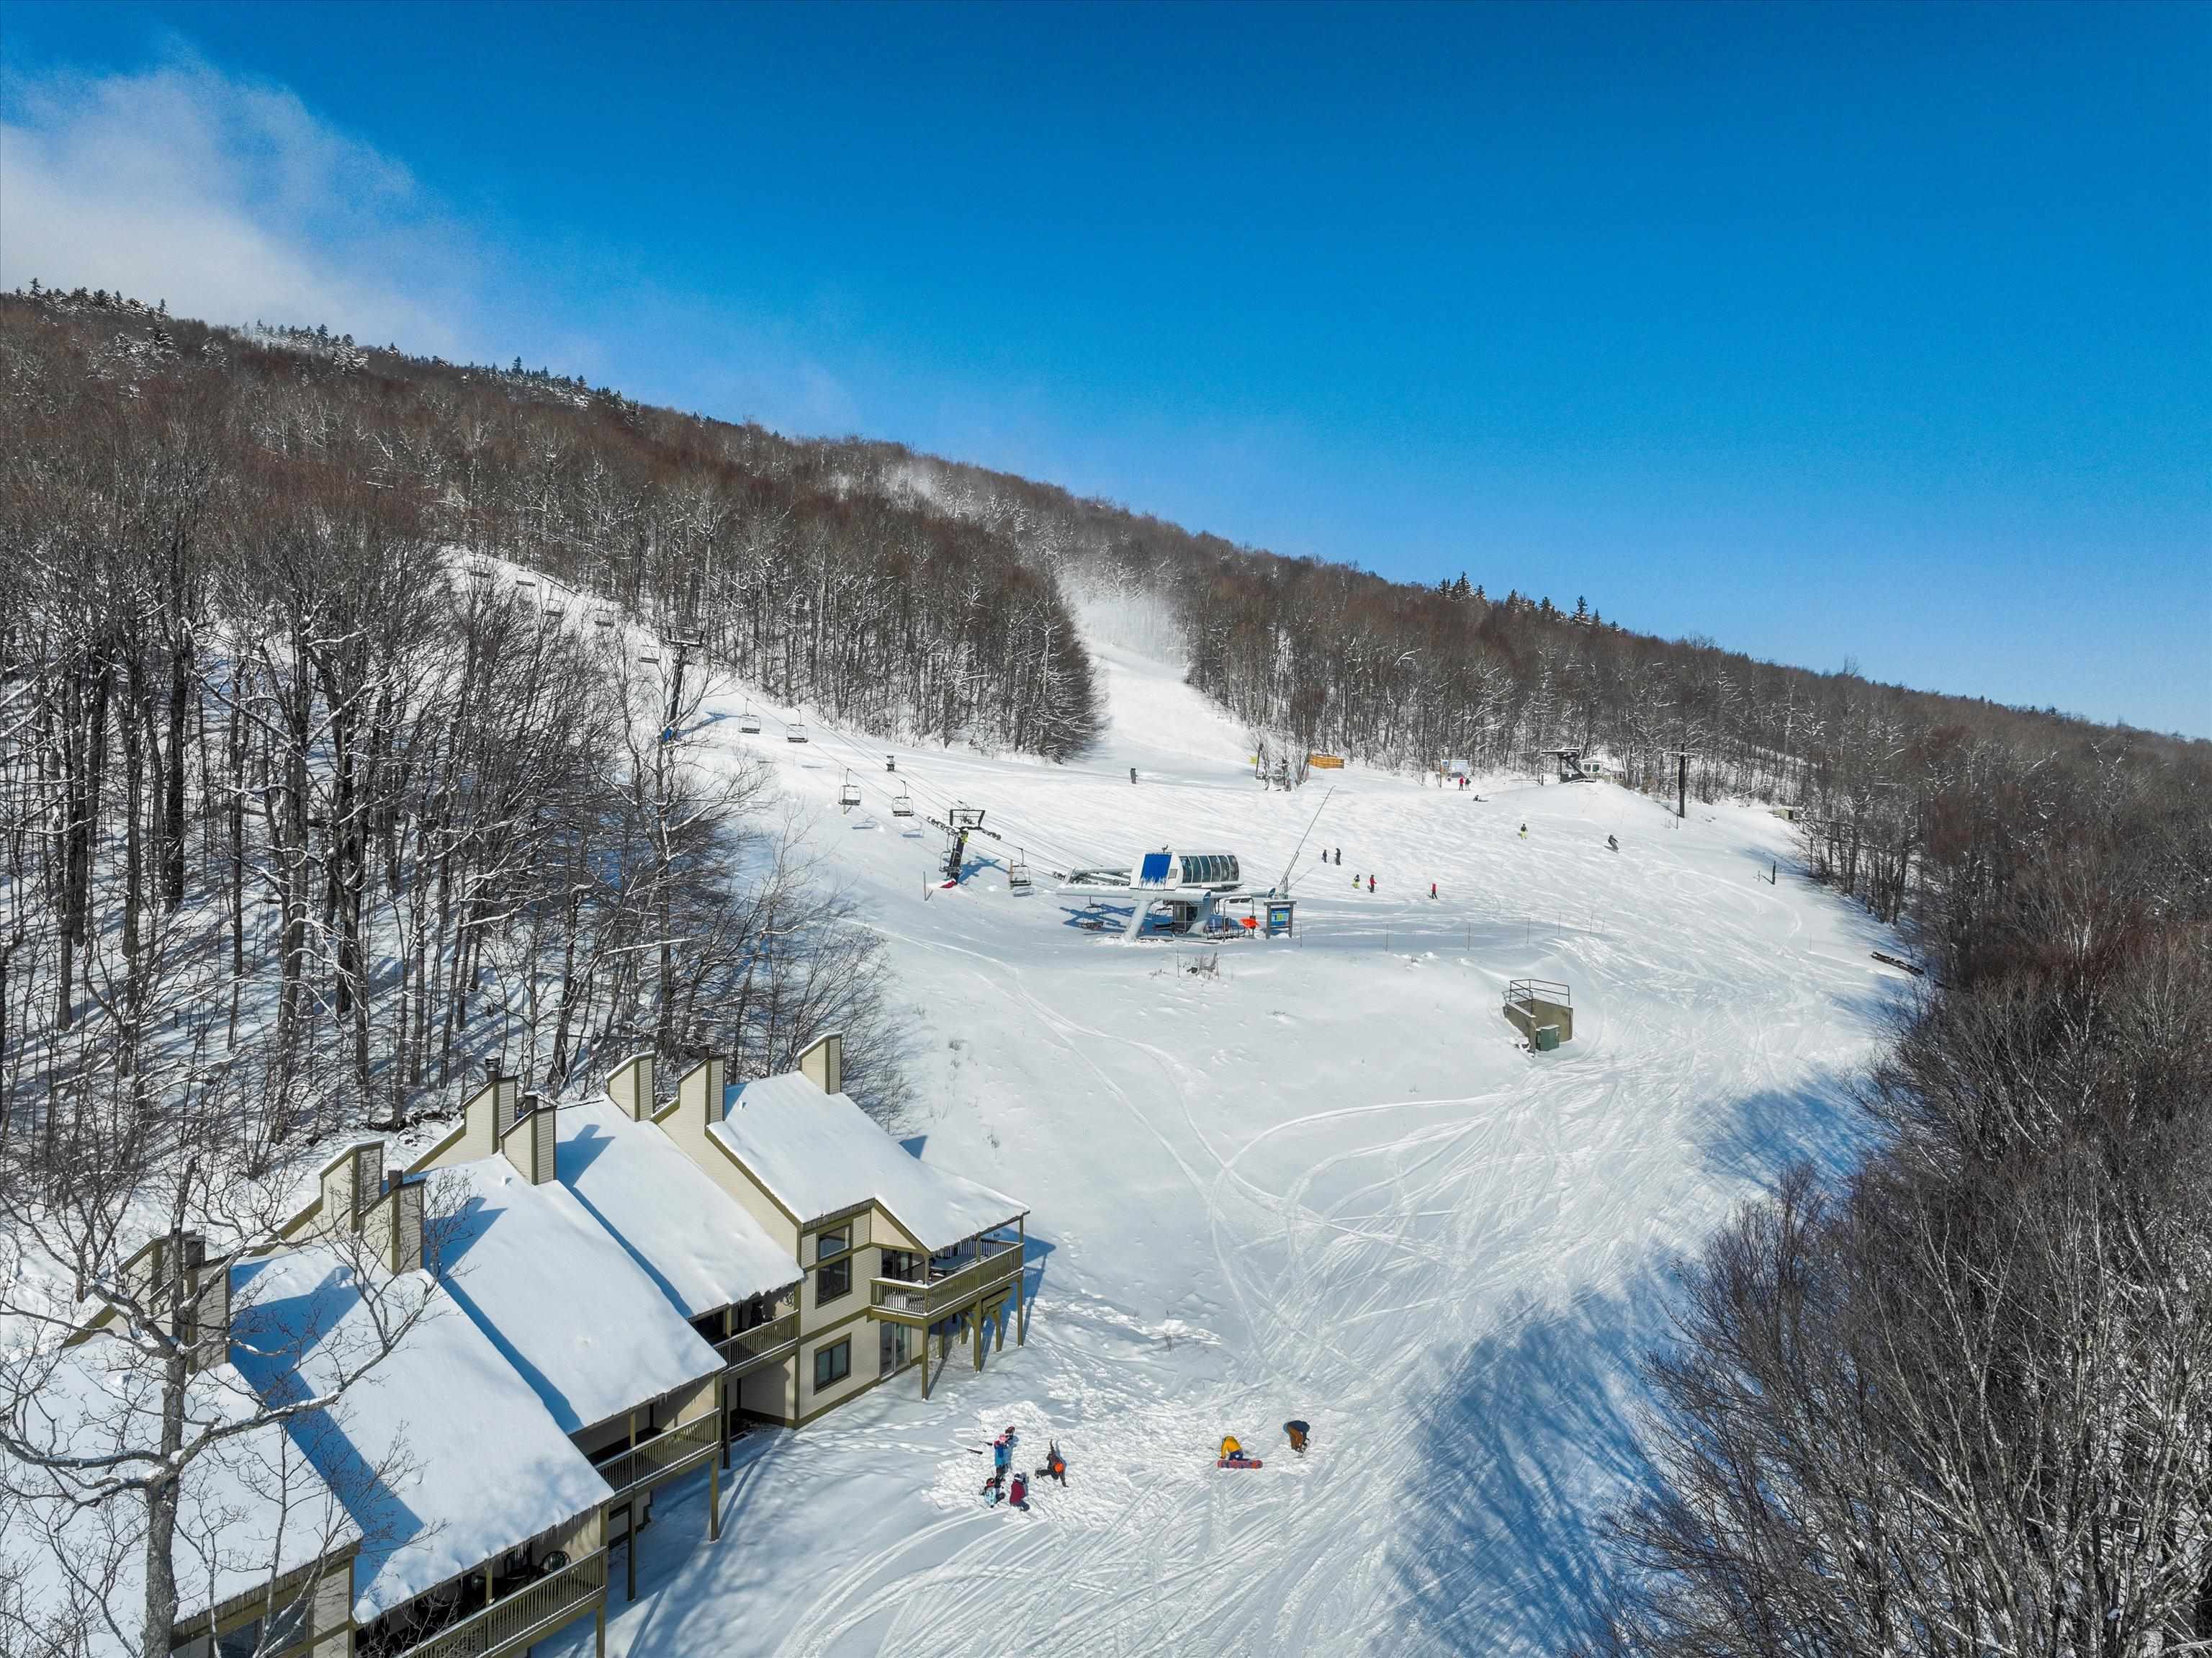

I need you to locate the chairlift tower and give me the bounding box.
[943,805,988,883]
[1545,748,1591,784]
[661,635,704,733]
[1662,749,1696,819]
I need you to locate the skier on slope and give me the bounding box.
[1519,823,1528,839]
[1367,874,1375,894]
[1429,882,1438,900]
[1607,834,1619,853]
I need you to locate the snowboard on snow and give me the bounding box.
[1216,1456,1263,1470]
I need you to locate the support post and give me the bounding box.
[596,1607,606,1658]
[709,1458,721,1542]
[1016,1218,1028,1345]
[920,1329,933,1399]
[972,1308,983,1371]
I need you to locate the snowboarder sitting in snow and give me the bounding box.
[1218,1434,1260,1468]
[1007,1471,1029,1510]
[1284,1420,1310,1454]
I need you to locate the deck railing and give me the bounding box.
[871,1237,1023,1321]
[594,1415,719,1502]
[1505,977,1572,1013]
[388,1549,606,1658]
[715,1309,799,1375]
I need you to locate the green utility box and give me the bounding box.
[1533,1024,1561,1052]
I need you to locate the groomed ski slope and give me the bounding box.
[552,634,1903,1657]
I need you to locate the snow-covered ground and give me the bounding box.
[550,635,1902,1657]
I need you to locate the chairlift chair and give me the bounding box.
[838,771,862,811]
[786,721,809,743]
[891,789,915,818]
[591,605,615,629]
[739,703,761,734]
[1008,848,1033,893]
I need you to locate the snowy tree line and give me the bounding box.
[1574,765,2212,1652]
[0,290,905,1160]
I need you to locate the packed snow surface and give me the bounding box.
[549,634,1898,1656]
[559,1096,801,1314]
[233,1249,607,1620]
[718,1073,1025,1249]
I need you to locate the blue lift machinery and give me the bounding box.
[1058,852,1293,941]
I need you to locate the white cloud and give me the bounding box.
[0,58,480,354]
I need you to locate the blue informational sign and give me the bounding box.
[1139,852,1173,886]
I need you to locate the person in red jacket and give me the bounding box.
[1367,874,1375,893]
[1008,1471,1029,1510]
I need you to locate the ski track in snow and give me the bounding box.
[542,637,1899,1657]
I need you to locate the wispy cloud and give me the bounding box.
[0,56,482,354]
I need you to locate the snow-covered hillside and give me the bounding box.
[551,635,1903,1657]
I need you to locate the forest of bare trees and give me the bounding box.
[0,290,920,1165]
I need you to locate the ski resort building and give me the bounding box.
[233,1245,613,1658]
[25,1037,1024,1658]
[554,1078,806,1433]
[642,1032,1031,1423]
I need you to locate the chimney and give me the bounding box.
[500,1091,558,1185]
[318,1142,382,1234]
[171,1233,230,1374]
[606,1051,655,1122]
[675,1054,726,1140]
[387,1170,426,1273]
[798,1031,844,1096]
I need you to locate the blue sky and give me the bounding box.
[5,1,2207,735]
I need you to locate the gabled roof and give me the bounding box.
[428,1157,723,1434]
[556,1096,799,1316]
[229,1247,606,1621]
[713,1073,1024,1253]
[2,1345,360,1657]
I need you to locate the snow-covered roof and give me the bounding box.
[229,1247,608,1621]
[429,1157,724,1433]
[713,1074,1024,1253]
[556,1095,799,1316]
[1,1345,359,1657]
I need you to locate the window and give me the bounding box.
[880,1249,922,1282]
[815,1226,849,1263]
[194,1598,307,1658]
[815,1256,852,1306]
[813,1338,851,1392]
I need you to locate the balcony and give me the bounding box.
[870,1237,1024,1323]
[385,1549,605,1658]
[715,1309,799,1376]
[593,1414,719,1504]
